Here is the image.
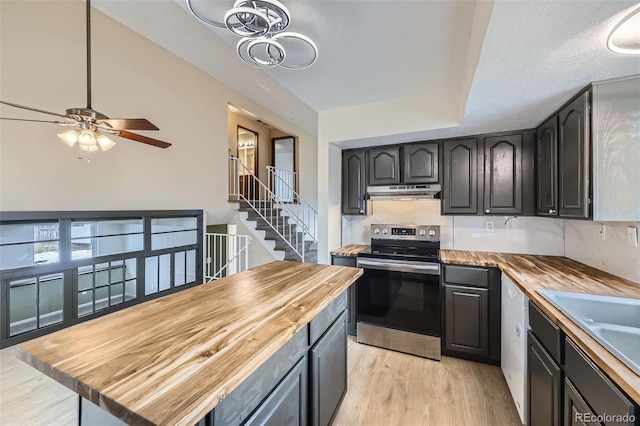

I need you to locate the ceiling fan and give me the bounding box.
[0,0,171,156]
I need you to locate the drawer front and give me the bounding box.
[564,338,636,426]
[331,256,357,267]
[309,291,347,346]
[213,328,307,426]
[529,301,563,365]
[443,265,489,288]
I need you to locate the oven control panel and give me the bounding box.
[371,224,440,242]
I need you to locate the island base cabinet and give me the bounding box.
[310,310,348,426]
[244,357,308,426]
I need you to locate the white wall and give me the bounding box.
[565,221,640,284]
[0,1,317,232]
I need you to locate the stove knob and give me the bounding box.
[428,229,437,236]
[382,228,388,234]
[419,229,426,236]
[373,228,380,234]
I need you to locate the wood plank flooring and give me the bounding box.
[334,337,521,426]
[0,338,520,426]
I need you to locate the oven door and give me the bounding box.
[356,257,441,338]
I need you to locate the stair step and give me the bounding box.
[284,249,318,263]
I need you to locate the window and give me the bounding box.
[0,222,60,270]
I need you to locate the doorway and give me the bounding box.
[237,126,258,201]
[272,136,296,202]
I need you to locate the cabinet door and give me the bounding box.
[310,311,348,426]
[342,150,367,215]
[483,134,523,215]
[564,378,599,426]
[442,138,479,214]
[558,90,591,218]
[243,356,307,426]
[402,142,439,184]
[444,285,489,357]
[368,146,400,185]
[527,331,561,426]
[536,116,559,216]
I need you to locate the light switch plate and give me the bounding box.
[627,226,638,247]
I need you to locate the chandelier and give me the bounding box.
[186,0,318,70]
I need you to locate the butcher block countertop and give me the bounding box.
[330,244,369,257]
[16,261,363,426]
[441,249,640,405]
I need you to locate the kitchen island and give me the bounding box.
[16,261,363,426]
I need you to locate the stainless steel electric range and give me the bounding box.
[356,224,441,360]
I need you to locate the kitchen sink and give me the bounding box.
[537,289,640,375]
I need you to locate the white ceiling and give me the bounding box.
[94,0,640,145]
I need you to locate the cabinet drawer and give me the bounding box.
[443,265,489,288]
[309,291,347,346]
[331,256,357,267]
[564,338,636,426]
[529,301,563,365]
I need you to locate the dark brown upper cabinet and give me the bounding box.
[342,149,367,215]
[558,90,591,219]
[483,133,523,215]
[368,146,400,185]
[535,88,592,219]
[402,142,439,184]
[442,138,479,214]
[536,116,558,216]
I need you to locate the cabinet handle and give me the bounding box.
[359,209,364,213]
[548,209,556,214]
[485,209,490,214]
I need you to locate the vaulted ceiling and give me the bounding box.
[94,0,640,145]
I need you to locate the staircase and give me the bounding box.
[230,157,318,263]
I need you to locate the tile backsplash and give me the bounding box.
[565,220,640,284]
[341,200,640,284]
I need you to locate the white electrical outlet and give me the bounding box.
[599,224,606,241]
[627,227,638,247]
[486,221,494,232]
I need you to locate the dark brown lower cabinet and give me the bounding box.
[244,357,308,426]
[564,378,598,426]
[444,285,489,357]
[527,330,562,426]
[310,311,348,426]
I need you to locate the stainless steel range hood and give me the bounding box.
[367,184,441,200]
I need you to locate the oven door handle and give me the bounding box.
[357,259,440,275]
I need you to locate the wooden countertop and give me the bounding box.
[330,244,369,257]
[16,261,363,426]
[441,250,640,405]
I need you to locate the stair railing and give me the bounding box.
[205,232,251,281]
[266,165,318,242]
[229,157,315,261]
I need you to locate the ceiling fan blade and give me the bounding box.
[98,118,159,131]
[0,117,72,125]
[118,130,172,149]
[0,100,69,119]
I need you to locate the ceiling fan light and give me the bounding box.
[77,129,97,148]
[57,129,79,147]
[80,143,99,152]
[96,134,116,151]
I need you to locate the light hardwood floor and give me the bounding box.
[0,337,520,426]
